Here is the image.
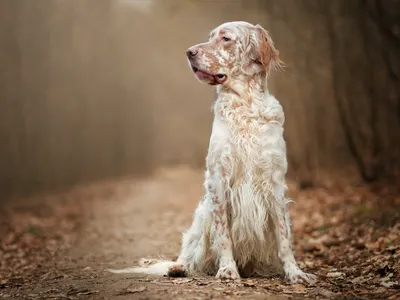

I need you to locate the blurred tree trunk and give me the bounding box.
[325,0,400,183]
[256,0,400,186]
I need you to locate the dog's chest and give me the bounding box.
[208,102,287,182]
[209,107,269,160]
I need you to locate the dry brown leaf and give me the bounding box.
[243,280,256,287]
[326,272,346,278]
[126,286,147,293]
[77,290,99,296]
[173,278,193,284]
[312,288,336,298]
[351,275,372,284]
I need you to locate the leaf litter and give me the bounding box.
[0,168,399,299]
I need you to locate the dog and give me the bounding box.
[109,21,316,284]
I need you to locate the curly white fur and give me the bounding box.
[109,21,316,284]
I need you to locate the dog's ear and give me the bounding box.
[242,25,283,75]
[255,24,282,72]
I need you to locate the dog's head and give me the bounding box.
[186,21,281,86]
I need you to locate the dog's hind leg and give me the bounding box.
[270,180,316,283]
[168,197,208,277]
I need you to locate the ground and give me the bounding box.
[1,167,399,300]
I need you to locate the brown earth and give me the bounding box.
[1,167,399,300]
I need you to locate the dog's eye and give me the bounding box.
[222,36,231,42]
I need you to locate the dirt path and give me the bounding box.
[1,167,399,299]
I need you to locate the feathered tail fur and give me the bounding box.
[107,258,186,277]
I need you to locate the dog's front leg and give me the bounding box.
[274,203,316,283]
[207,166,240,280]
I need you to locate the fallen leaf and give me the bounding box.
[126,286,146,293]
[377,265,394,277]
[76,289,99,296]
[282,283,307,295]
[351,276,371,284]
[312,288,336,298]
[293,284,306,292]
[0,279,8,287]
[172,278,193,284]
[380,280,398,288]
[326,272,346,278]
[243,280,256,287]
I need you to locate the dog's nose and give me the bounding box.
[186,48,198,58]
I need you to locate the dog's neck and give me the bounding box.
[216,72,269,106]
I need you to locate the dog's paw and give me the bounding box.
[285,265,316,284]
[216,265,240,280]
[287,271,316,284]
[168,264,186,277]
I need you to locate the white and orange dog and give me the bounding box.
[110,21,316,283]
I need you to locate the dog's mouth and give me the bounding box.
[191,66,227,85]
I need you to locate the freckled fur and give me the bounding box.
[108,21,316,284]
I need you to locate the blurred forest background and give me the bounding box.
[0,0,399,197]
[0,2,399,299]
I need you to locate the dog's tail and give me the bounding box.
[107,258,186,277]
